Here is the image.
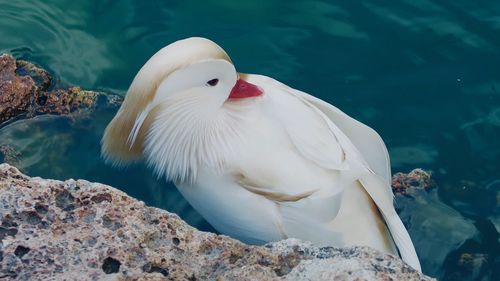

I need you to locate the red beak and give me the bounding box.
[228,79,263,100]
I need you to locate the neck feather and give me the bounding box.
[143,93,242,183]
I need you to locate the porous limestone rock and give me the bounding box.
[0,164,433,280]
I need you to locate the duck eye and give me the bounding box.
[206,78,219,86]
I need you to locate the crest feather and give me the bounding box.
[101,37,231,165]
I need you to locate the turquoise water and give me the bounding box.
[0,1,499,279]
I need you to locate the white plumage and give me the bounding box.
[102,37,421,271]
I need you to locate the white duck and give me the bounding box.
[102,37,421,271]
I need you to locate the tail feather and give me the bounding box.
[359,174,422,272]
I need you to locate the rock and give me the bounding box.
[0,145,21,167]
[15,60,52,91]
[0,164,434,280]
[0,54,36,124]
[391,169,434,194]
[0,54,122,125]
[34,86,119,116]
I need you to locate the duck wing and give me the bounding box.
[244,74,421,271]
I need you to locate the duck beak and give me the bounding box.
[228,78,263,100]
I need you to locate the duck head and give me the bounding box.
[101,37,262,177]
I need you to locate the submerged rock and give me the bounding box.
[0,164,433,280]
[0,54,121,125]
[392,170,478,279]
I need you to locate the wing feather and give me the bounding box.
[252,74,391,184]
[260,79,348,171]
[292,91,392,185]
[240,178,345,246]
[301,94,392,185]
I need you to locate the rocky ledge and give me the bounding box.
[0,54,121,125]
[0,164,433,280]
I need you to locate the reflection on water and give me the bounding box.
[1,0,499,279]
[0,1,117,88]
[390,144,439,168]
